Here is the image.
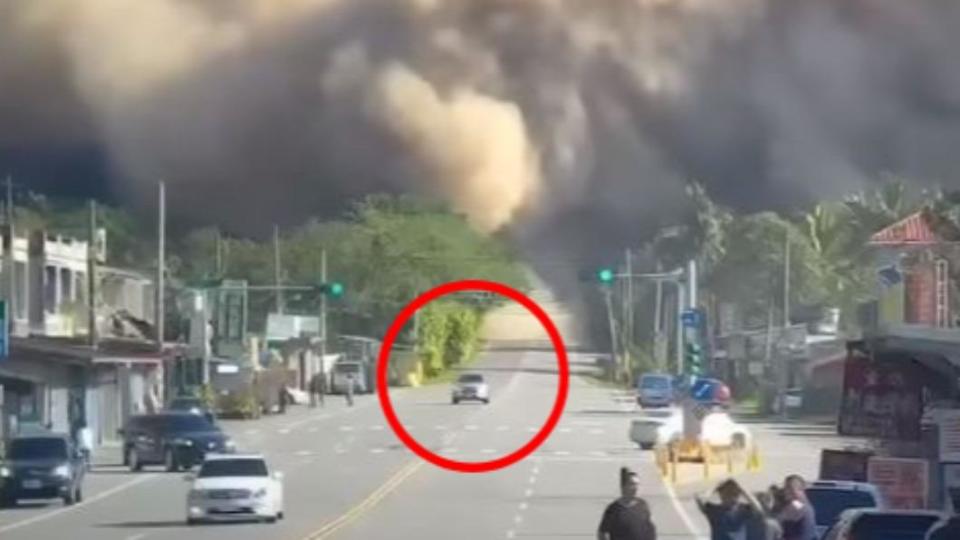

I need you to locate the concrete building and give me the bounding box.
[0,226,165,448]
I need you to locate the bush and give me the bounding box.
[417,302,482,378]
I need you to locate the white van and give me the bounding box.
[331,362,369,394]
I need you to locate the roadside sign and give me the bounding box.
[867,457,929,510]
[681,309,701,328]
[0,300,8,360]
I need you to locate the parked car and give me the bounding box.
[637,373,674,408]
[168,396,216,424]
[186,454,284,525]
[452,373,490,404]
[805,480,885,537]
[0,433,86,507]
[822,509,943,540]
[331,361,370,394]
[629,408,681,450]
[120,413,235,472]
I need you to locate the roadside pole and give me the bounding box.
[320,248,328,362]
[604,287,618,382]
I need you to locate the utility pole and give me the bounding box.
[779,226,792,417]
[87,201,98,348]
[215,227,223,276]
[5,177,15,330]
[273,225,284,314]
[157,181,167,356]
[320,248,328,361]
[675,283,685,375]
[653,260,664,371]
[604,287,618,382]
[625,248,634,356]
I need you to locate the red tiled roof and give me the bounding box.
[869,211,940,245]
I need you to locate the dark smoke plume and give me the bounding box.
[4,0,960,254]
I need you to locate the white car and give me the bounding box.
[186,454,284,525]
[629,409,750,450]
[700,411,751,449]
[629,408,682,450]
[452,373,490,404]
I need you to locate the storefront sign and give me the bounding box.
[838,351,923,440]
[867,457,929,510]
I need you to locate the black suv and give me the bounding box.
[0,433,86,507]
[120,413,235,472]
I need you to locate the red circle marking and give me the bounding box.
[376,279,569,473]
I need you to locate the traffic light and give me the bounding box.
[685,342,703,376]
[317,281,345,298]
[596,267,615,285]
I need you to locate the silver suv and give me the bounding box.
[451,373,490,405]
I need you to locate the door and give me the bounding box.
[130,418,160,462]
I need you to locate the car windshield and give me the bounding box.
[458,374,484,384]
[9,438,68,460]
[641,376,670,389]
[161,415,217,432]
[807,488,879,526]
[335,364,361,374]
[198,459,269,478]
[849,514,940,540]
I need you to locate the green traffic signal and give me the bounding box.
[316,281,345,298]
[685,342,703,375]
[597,268,615,284]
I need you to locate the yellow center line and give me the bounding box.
[298,459,425,540]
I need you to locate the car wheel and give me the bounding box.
[639,443,654,450]
[265,516,278,524]
[63,491,75,506]
[127,448,142,472]
[278,510,285,520]
[164,448,180,472]
[452,398,459,405]
[483,398,490,404]
[186,518,199,526]
[75,487,83,503]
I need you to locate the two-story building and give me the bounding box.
[840,209,960,508]
[0,226,168,448]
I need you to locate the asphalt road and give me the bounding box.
[0,350,856,540]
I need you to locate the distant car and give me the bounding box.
[699,411,751,449]
[186,454,284,525]
[0,433,86,507]
[806,480,885,538]
[168,396,216,424]
[452,373,490,404]
[637,373,674,408]
[331,362,370,394]
[822,508,942,540]
[629,408,681,450]
[121,413,235,472]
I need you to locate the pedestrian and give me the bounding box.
[695,479,754,540]
[776,475,817,540]
[278,386,287,414]
[747,490,783,540]
[345,374,355,407]
[597,467,657,540]
[317,371,326,407]
[76,420,94,471]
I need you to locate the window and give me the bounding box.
[60,268,72,302]
[458,374,484,383]
[13,261,26,320]
[199,459,268,478]
[44,265,57,313]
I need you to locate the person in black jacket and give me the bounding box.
[598,467,657,540]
